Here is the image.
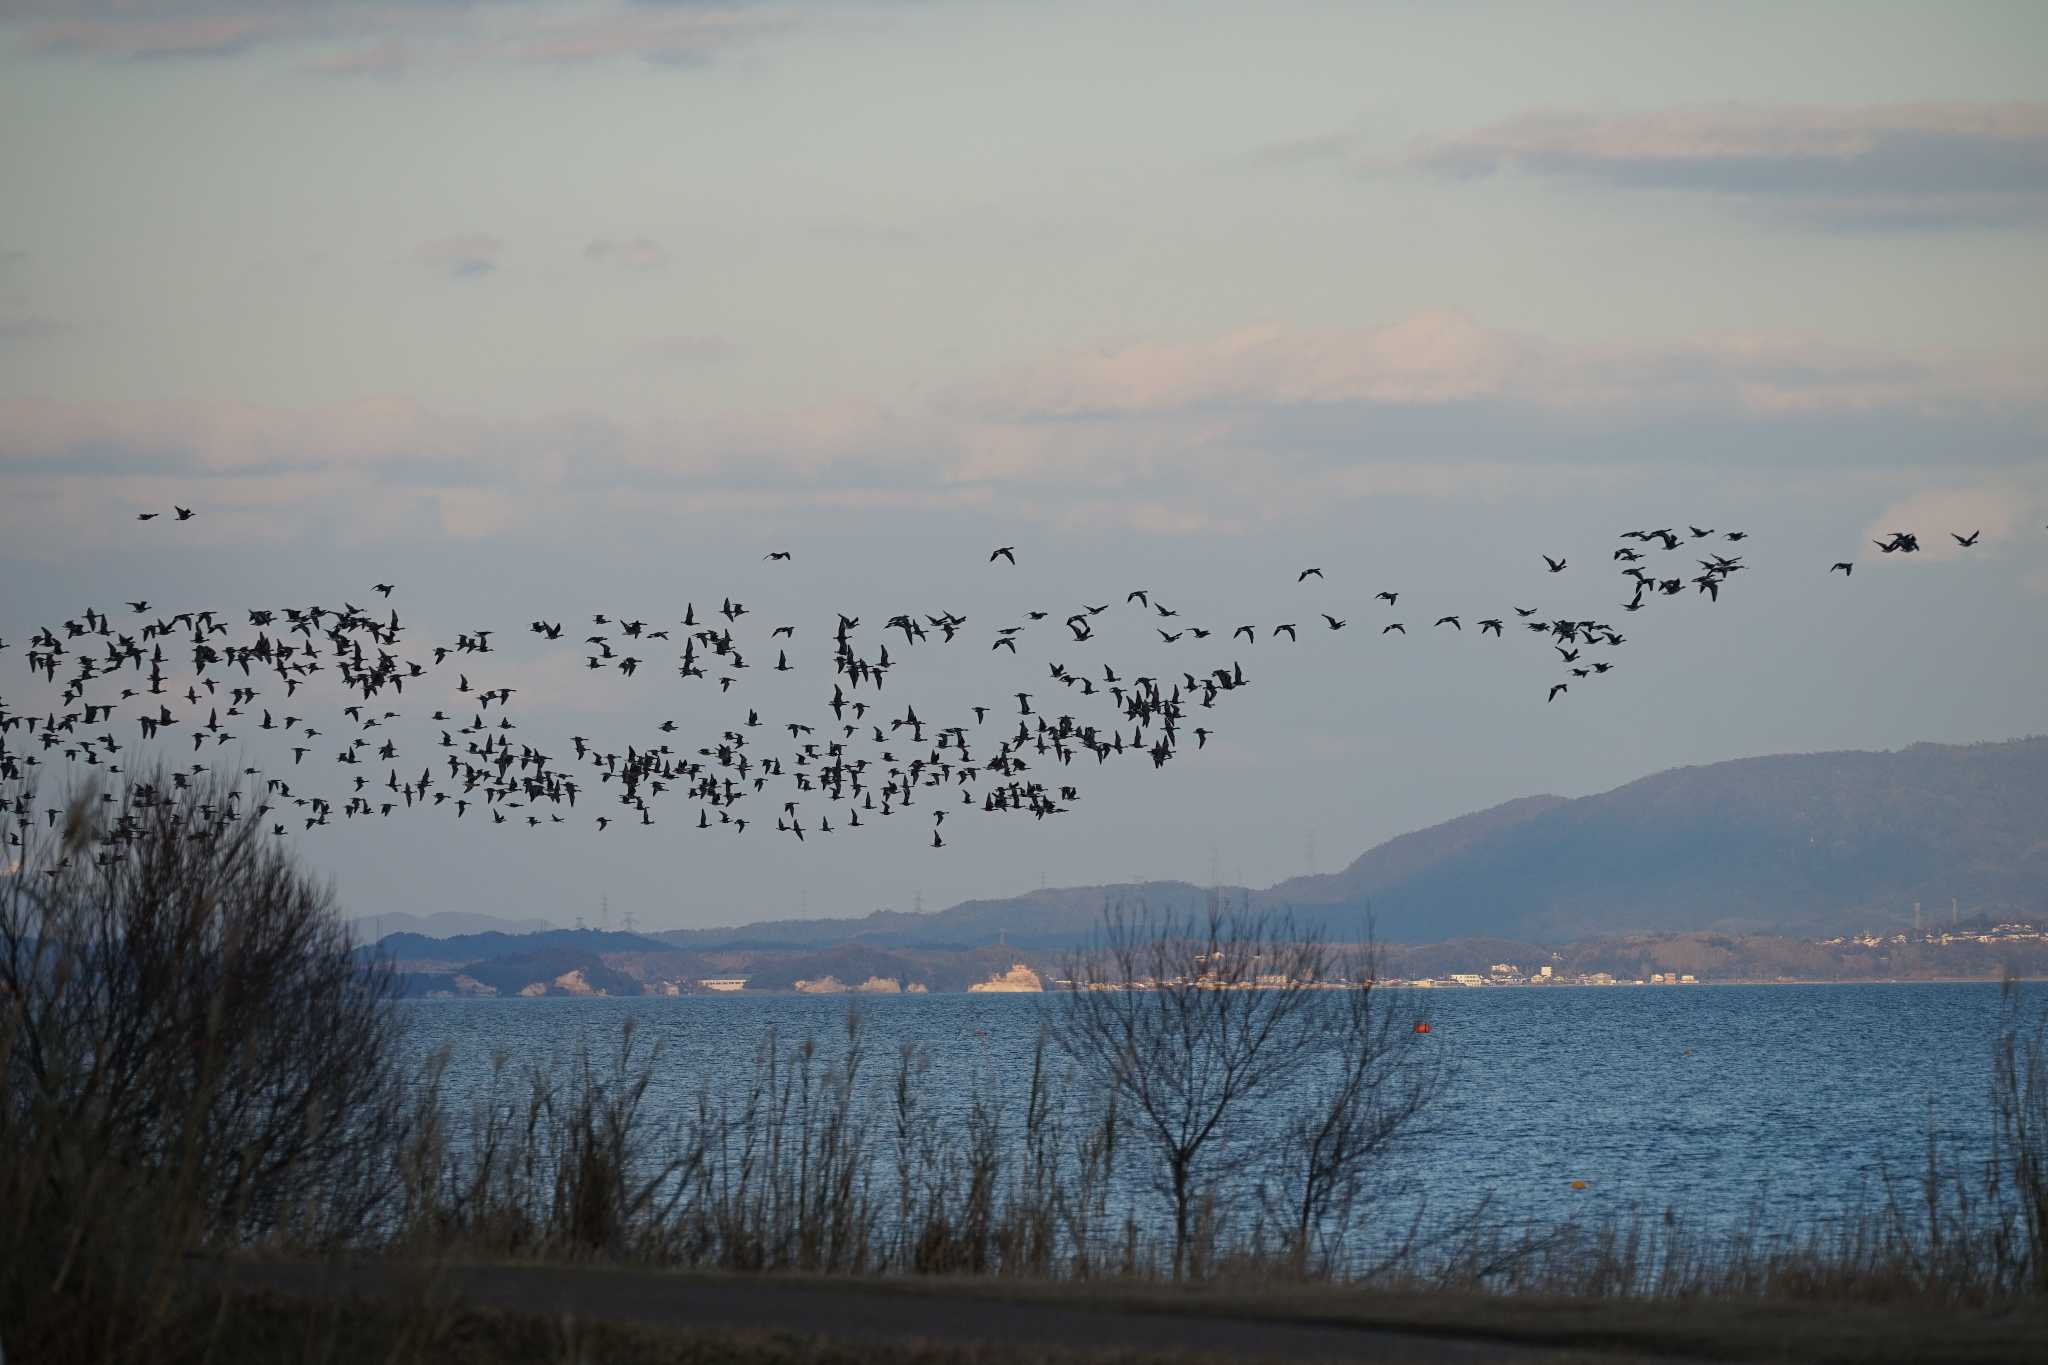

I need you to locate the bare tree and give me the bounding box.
[1053,897,1334,1278]
[1,772,406,1258]
[1263,937,1444,1274]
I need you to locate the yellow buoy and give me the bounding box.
[1569,1179,1589,1191]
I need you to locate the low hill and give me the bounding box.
[1278,737,2048,942]
[654,737,2048,948]
[348,910,555,940]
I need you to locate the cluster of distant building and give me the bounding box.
[1381,963,1698,989]
[1818,922,2044,949]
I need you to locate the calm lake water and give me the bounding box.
[397,981,2039,1240]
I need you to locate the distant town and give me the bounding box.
[379,917,2048,999]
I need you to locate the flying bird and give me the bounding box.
[990,546,1017,564]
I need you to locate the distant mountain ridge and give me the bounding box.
[653,737,2048,949]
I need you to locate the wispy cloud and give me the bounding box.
[11,2,801,71]
[961,311,2045,425]
[1406,103,2048,231]
[27,16,281,60]
[504,10,784,67]
[301,37,408,79]
[415,234,503,280]
[3,311,2040,555]
[586,237,671,272]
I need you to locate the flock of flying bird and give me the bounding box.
[0,511,2013,865]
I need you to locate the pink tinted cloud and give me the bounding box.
[28,16,280,59]
[302,37,407,78]
[504,11,782,67]
[964,311,2046,423]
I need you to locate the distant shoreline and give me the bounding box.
[403,973,2048,1001]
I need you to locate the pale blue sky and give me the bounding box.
[2,2,2044,929]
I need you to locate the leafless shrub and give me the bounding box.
[1260,937,1445,1274]
[0,771,405,1357]
[1052,897,1340,1278]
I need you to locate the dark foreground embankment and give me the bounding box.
[209,1259,2045,1365]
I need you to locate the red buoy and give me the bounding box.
[1412,1021,1431,1034]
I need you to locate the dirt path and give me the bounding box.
[219,1261,1629,1362]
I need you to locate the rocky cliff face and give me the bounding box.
[968,963,1044,993]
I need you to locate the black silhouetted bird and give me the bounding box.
[1321,614,1345,631]
[1298,568,1323,582]
[1831,562,1853,576]
[1543,555,1567,573]
[1952,531,1980,547]
[174,506,193,520]
[990,546,1016,564]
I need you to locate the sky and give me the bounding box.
[2,1,2045,931]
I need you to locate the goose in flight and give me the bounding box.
[990,546,1017,564]
[1543,555,1567,573]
